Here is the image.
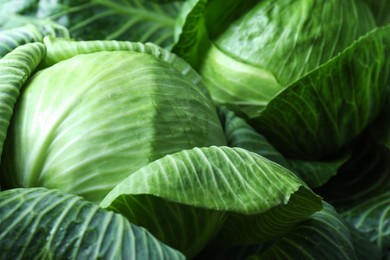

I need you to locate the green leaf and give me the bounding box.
[370,86,390,150]
[253,24,390,159]
[174,0,377,119]
[0,39,226,203]
[250,203,358,259]
[287,153,350,188]
[0,42,45,158]
[0,188,185,259]
[363,0,390,26]
[217,106,290,169]
[196,203,377,260]
[316,134,390,253]
[100,146,322,257]
[1,0,184,49]
[0,24,66,58]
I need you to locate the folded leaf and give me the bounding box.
[253,25,390,159]
[101,146,322,257]
[0,188,184,259]
[0,42,45,158]
[195,203,378,260]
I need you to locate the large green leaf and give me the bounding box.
[316,134,390,255]
[174,0,377,119]
[100,146,322,258]
[252,24,390,159]
[1,0,183,49]
[0,39,225,203]
[0,188,184,259]
[0,42,45,158]
[195,202,380,259]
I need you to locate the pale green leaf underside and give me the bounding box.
[0,188,184,259]
[0,42,45,158]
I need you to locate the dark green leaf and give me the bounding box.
[0,188,185,259]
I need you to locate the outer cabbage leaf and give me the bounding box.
[287,154,350,188]
[1,0,183,49]
[0,23,68,58]
[0,39,226,203]
[0,42,45,158]
[174,0,377,116]
[217,106,290,168]
[316,134,390,255]
[100,146,322,258]
[196,203,380,260]
[252,25,390,159]
[0,188,184,259]
[217,106,350,189]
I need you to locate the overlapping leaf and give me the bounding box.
[101,146,322,257]
[0,188,184,259]
[195,203,380,259]
[0,42,45,158]
[1,0,183,49]
[0,38,225,203]
[253,24,390,159]
[316,134,390,255]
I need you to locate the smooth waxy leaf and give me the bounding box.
[0,188,185,259]
[101,146,322,257]
[253,24,390,159]
[1,0,183,49]
[0,42,45,158]
[0,39,226,203]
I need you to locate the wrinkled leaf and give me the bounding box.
[101,146,322,257]
[253,25,390,159]
[0,42,45,158]
[0,188,184,259]
[1,39,225,203]
[1,0,183,49]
